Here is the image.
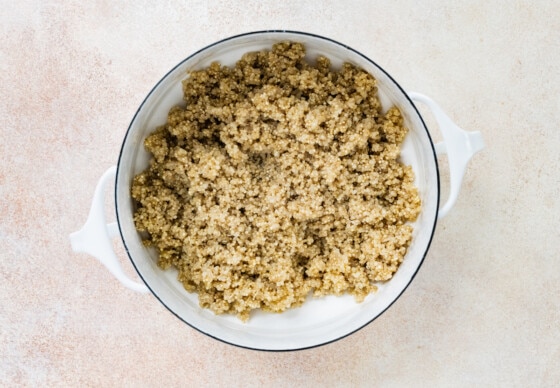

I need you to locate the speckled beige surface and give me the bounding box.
[1,1,559,386]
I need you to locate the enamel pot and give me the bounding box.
[70,31,484,351]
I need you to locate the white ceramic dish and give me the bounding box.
[70,31,484,351]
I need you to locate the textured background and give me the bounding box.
[1,1,559,386]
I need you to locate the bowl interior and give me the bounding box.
[116,31,439,351]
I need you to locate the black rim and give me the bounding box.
[115,30,440,352]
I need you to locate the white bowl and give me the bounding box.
[73,31,483,351]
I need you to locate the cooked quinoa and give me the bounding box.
[131,42,421,321]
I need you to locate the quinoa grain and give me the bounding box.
[131,42,421,321]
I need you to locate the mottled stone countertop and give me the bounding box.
[2,1,559,386]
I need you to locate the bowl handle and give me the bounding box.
[69,166,149,293]
[409,92,484,218]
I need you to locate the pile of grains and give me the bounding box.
[132,42,421,321]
